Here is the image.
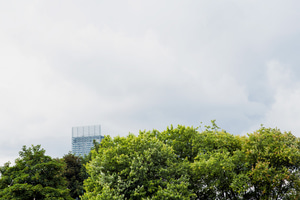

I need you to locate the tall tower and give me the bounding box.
[72,125,104,156]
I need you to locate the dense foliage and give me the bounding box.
[63,153,89,199]
[0,145,72,200]
[1,122,300,199]
[82,122,300,199]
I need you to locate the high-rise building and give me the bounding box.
[72,125,104,156]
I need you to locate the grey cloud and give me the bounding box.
[1,0,300,164]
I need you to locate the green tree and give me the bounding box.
[82,132,195,199]
[188,125,242,199]
[157,125,200,162]
[0,145,72,200]
[81,122,300,199]
[239,127,300,199]
[63,153,88,199]
[190,126,300,199]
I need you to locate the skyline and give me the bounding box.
[1,0,300,165]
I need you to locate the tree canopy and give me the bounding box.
[0,145,72,200]
[1,122,300,199]
[82,122,300,199]
[62,152,88,199]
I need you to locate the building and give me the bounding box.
[72,125,104,156]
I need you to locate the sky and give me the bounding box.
[1,0,300,165]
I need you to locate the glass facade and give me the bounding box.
[72,125,104,156]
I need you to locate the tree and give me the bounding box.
[190,131,243,199]
[157,125,200,162]
[239,127,300,199]
[82,132,195,199]
[190,126,300,199]
[0,145,72,200]
[62,153,88,199]
[81,122,300,199]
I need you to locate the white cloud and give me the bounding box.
[259,61,300,136]
[0,33,103,164]
[1,0,300,165]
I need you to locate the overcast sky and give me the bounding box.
[1,0,300,165]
